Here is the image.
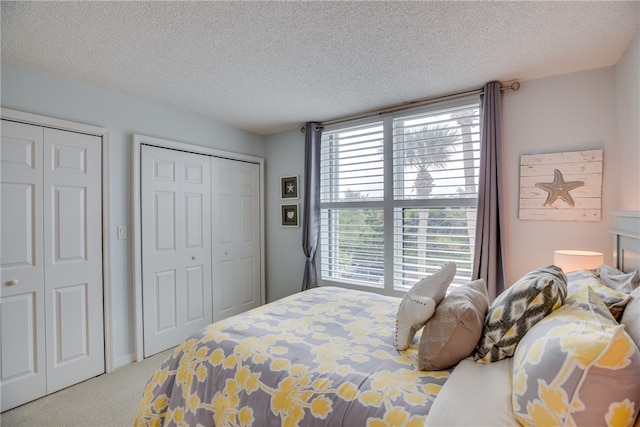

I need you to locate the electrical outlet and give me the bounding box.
[117,225,127,240]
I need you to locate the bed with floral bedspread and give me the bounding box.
[135,287,450,426]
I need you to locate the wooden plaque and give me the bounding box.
[519,149,603,221]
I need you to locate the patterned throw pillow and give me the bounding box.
[512,287,640,427]
[418,279,489,370]
[594,264,640,293]
[395,262,456,350]
[566,269,630,320]
[473,265,567,363]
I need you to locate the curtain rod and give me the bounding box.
[301,81,520,132]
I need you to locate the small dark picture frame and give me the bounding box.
[281,204,299,227]
[281,176,298,199]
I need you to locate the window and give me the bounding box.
[320,97,480,295]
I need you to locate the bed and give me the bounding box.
[135,211,640,426]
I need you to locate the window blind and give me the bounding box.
[320,97,480,294]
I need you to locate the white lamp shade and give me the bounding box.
[554,250,604,272]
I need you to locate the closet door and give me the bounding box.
[0,121,46,412]
[43,128,104,394]
[141,145,212,357]
[211,157,261,320]
[0,121,104,410]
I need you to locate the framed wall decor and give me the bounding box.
[519,149,603,221]
[281,204,299,227]
[281,175,298,199]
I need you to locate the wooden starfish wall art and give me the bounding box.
[535,169,584,207]
[519,149,603,221]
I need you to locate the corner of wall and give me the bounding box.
[615,30,640,211]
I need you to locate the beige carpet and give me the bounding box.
[1,349,173,427]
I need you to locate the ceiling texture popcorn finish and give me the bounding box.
[1,1,638,135]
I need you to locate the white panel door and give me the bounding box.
[43,128,104,394]
[141,145,212,357]
[211,157,261,320]
[0,121,46,412]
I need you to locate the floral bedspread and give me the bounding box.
[135,286,450,426]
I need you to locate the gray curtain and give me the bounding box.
[302,122,322,290]
[473,81,506,301]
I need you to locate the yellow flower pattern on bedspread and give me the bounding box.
[135,287,449,426]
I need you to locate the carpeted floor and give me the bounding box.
[0,349,173,427]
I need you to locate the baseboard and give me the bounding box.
[113,353,136,370]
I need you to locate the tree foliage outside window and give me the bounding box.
[320,98,480,295]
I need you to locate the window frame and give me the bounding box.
[318,96,480,297]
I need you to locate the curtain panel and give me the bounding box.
[302,122,322,290]
[473,81,506,300]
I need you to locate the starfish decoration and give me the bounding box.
[535,169,584,207]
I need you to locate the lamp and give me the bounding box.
[553,250,604,272]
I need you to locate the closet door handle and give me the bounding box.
[6,279,19,286]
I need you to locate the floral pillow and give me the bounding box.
[512,287,640,427]
[473,265,567,363]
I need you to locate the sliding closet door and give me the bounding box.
[0,121,46,412]
[211,157,261,320]
[141,145,212,357]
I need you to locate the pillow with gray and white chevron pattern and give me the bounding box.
[473,265,567,363]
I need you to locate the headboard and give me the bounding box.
[611,211,640,274]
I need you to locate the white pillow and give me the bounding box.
[426,357,519,427]
[395,262,456,350]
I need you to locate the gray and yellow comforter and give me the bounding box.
[135,287,450,426]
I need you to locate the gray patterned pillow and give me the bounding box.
[473,265,567,363]
[395,262,456,350]
[418,279,489,370]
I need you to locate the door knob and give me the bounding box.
[6,279,19,286]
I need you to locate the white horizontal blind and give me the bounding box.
[392,102,480,290]
[393,207,477,290]
[320,97,480,293]
[320,122,384,202]
[393,103,480,200]
[320,208,384,287]
[320,122,385,287]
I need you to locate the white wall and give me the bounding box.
[502,30,640,284]
[615,30,640,211]
[502,67,618,284]
[264,128,307,302]
[1,62,265,367]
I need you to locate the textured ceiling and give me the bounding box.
[1,1,638,135]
